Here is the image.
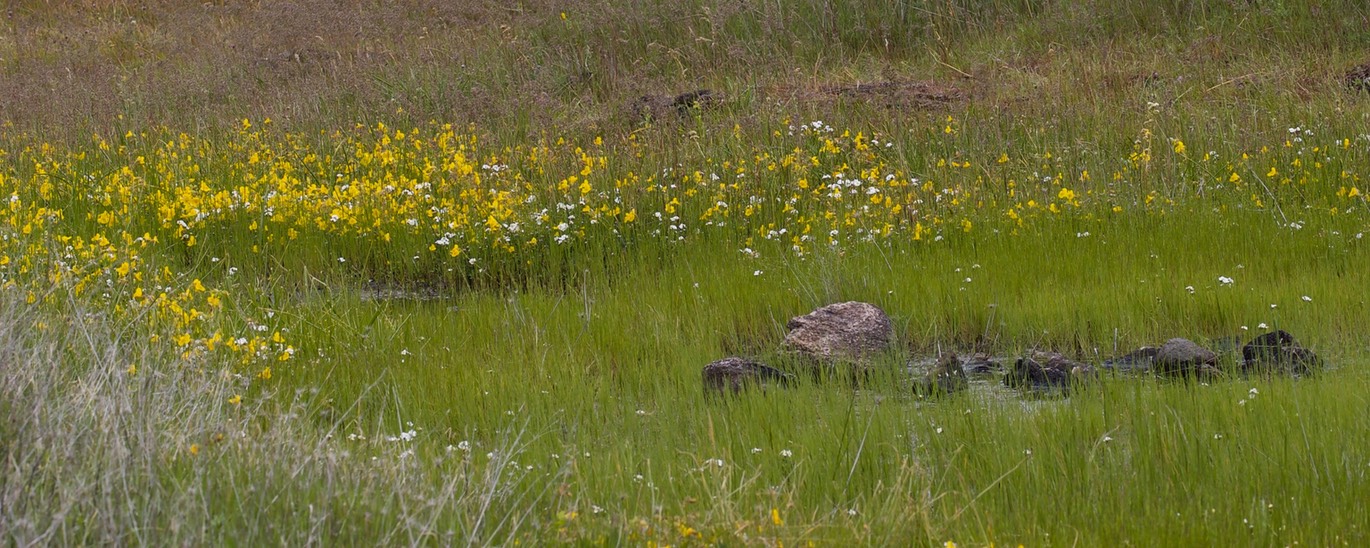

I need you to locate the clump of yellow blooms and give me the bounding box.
[0,118,1365,375]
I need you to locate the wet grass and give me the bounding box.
[262,211,1370,543]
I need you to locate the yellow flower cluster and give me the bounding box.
[0,140,293,379]
[1,118,1364,302]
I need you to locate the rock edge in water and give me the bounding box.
[702,356,793,396]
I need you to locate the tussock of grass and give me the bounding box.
[0,292,574,545]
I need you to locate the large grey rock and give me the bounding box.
[1003,350,1094,393]
[702,357,793,396]
[1154,338,1220,378]
[782,301,893,365]
[1241,330,1322,375]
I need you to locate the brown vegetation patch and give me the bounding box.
[628,89,723,126]
[0,1,515,137]
[1347,61,1370,92]
[775,79,962,110]
[1101,70,1166,93]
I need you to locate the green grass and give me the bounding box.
[264,213,1369,544]
[3,0,1370,545]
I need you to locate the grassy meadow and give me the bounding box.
[3,0,1370,545]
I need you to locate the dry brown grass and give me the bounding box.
[1,1,524,136]
[0,1,1035,140]
[2,0,1368,144]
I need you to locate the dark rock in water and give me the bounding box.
[911,352,969,397]
[1104,346,1158,372]
[783,302,893,369]
[1004,350,1094,392]
[1241,330,1322,375]
[912,352,1000,377]
[702,357,793,396]
[1154,338,1221,378]
[1242,330,1293,359]
[1209,335,1244,355]
[960,352,1002,376]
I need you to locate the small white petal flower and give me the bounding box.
[1302,295,1312,302]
